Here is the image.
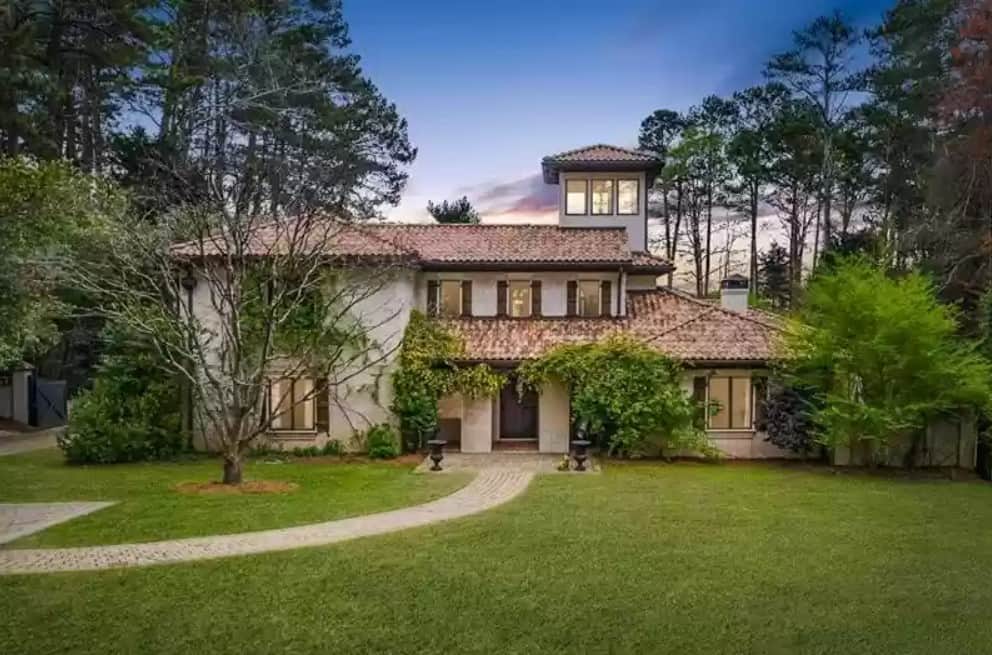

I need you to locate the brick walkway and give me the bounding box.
[0,469,532,575]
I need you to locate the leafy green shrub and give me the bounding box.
[59,328,183,464]
[783,258,992,461]
[519,336,714,457]
[291,446,320,457]
[366,424,400,459]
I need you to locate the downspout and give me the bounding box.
[618,266,626,316]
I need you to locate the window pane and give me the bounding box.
[293,378,314,430]
[439,281,461,317]
[617,179,639,215]
[566,180,586,214]
[708,377,731,429]
[731,377,750,429]
[591,180,613,215]
[270,379,291,430]
[509,281,531,318]
[578,280,601,317]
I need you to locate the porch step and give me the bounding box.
[493,440,538,452]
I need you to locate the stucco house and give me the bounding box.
[179,144,800,458]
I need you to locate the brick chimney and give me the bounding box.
[720,274,749,313]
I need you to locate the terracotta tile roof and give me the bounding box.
[173,219,673,270]
[170,218,415,261]
[366,224,634,265]
[542,144,659,164]
[627,251,672,273]
[440,288,780,364]
[541,144,663,183]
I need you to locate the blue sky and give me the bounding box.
[344,0,894,222]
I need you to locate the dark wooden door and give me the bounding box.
[500,383,538,439]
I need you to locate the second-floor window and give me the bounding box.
[509,281,531,317]
[578,280,602,316]
[591,180,613,215]
[438,280,461,317]
[617,179,639,215]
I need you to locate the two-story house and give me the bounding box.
[187,145,790,459]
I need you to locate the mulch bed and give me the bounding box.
[174,480,299,495]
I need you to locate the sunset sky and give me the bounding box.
[345,0,893,224]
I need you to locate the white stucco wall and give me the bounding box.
[189,266,416,449]
[626,274,660,291]
[461,395,494,453]
[557,171,648,251]
[538,381,570,453]
[418,271,622,317]
[326,268,416,441]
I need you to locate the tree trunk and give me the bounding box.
[749,181,759,287]
[222,455,244,485]
[704,185,713,296]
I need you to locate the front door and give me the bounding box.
[500,382,538,439]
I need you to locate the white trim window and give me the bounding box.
[707,376,751,430]
[269,377,315,431]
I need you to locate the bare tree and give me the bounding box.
[71,203,408,484]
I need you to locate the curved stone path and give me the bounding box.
[0,469,533,575]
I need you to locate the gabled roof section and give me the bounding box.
[440,288,780,364]
[541,144,663,183]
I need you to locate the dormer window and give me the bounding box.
[590,180,613,215]
[565,179,587,215]
[617,179,639,215]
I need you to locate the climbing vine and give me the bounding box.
[391,311,505,451]
[518,336,716,457]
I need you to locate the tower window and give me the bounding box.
[565,179,587,215]
[617,179,639,215]
[591,180,614,215]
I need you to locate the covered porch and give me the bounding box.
[437,374,571,454]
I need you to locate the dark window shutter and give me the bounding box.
[497,280,508,317]
[461,280,472,317]
[426,280,439,316]
[531,280,542,317]
[566,281,577,317]
[315,379,329,432]
[753,377,769,431]
[693,376,708,429]
[600,280,612,317]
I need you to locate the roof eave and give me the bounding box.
[541,160,664,184]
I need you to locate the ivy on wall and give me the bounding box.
[391,311,504,450]
[518,336,715,457]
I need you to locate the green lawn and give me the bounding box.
[0,449,469,547]
[3,462,992,654]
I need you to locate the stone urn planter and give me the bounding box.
[570,439,591,472]
[427,439,447,471]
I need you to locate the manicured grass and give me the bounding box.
[3,462,992,654]
[0,449,469,547]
